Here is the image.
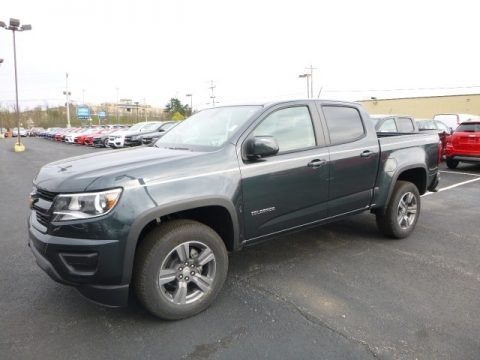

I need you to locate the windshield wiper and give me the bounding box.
[164,146,190,151]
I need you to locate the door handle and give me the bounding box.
[360,150,373,158]
[307,159,326,168]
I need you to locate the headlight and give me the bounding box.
[52,188,122,221]
[131,135,139,140]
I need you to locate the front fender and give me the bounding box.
[120,196,239,284]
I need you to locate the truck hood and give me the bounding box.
[34,146,205,193]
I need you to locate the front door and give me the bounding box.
[240,104,330,241]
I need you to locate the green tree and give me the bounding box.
[165,98,190,119]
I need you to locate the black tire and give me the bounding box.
[446,158,459,169]
[376,181,421,239]
[133,219,228,320]
[103,138,109,148]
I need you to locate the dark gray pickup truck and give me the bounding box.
[28,100,440,319]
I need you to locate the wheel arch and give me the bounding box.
[121,197,239,284]
[373,164,427,214]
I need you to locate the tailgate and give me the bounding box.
[452,132,480,155]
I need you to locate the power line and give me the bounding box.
[326,85,480,93]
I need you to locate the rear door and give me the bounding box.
[240,102,330,240]
[319,104,380,217]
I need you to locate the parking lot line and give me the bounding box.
[439,170,480,177]
[423,177,480,197]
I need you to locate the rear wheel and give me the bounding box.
[376,181,420,239]
[446,158,459,169]
[134,219,228,320]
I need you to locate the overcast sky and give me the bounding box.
[1,0,479,111]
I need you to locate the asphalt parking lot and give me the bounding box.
[1,137,480,360]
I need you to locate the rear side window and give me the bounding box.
[418,120,436,130]
[322,106,365,144]
[378,118,397,132]
[398,117,415,132]
[435,121,450,132]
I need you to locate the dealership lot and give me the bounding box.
[1,137,479,360]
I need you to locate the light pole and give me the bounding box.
[186,93,192,115]
[115,87,119,123]
[298,73,311,98]
[0,59,3,137]
[63,73,71,128]
[0,18,32,152]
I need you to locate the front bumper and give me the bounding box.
[28,219,129,307]
[124,139,142,147]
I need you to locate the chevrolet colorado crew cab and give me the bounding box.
[28,100,440,319]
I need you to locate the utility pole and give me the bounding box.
[63,72,71,128]
[143,98,147,121]
[209,80,216,107]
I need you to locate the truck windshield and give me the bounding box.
[156,106,261,149]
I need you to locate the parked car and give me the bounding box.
[28,100,440,320]
[12,127,27,137]
[370,115,418,133]
[123,121,170,147]
[84,129,113,147]
[415,119,451,160]
[86,125,130,148]
[416,119,451,133]
[29,127,46,137]
[108,122,156,148]
[433,113,479,131]
[141,121,179,145]
[445,121,480,168]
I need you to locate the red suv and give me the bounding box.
[445,121,480,168]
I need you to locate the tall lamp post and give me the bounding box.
[0,59,3,137]
[186,93,193,115]
[63,73,71,128]
[0,18,32,152]
[298,73,311,98]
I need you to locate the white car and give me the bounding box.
[12,127,27,137]
[108,122,160,148]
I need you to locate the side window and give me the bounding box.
[322,106,365,144]
[252,106,316,153]
[398,117,415,132]
[378,118,397,132]
[436,121,450,132]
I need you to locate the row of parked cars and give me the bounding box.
[371,113,480,169]
[37,121,179,148]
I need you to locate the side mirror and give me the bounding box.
[244,136,279,159]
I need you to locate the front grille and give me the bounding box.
[37,188,57,202]
[34,188,58,227]
[35,211,50,227]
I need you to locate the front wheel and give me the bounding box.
[446,158,459,169]
[376,181,421,239]
[133,219,228,320]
